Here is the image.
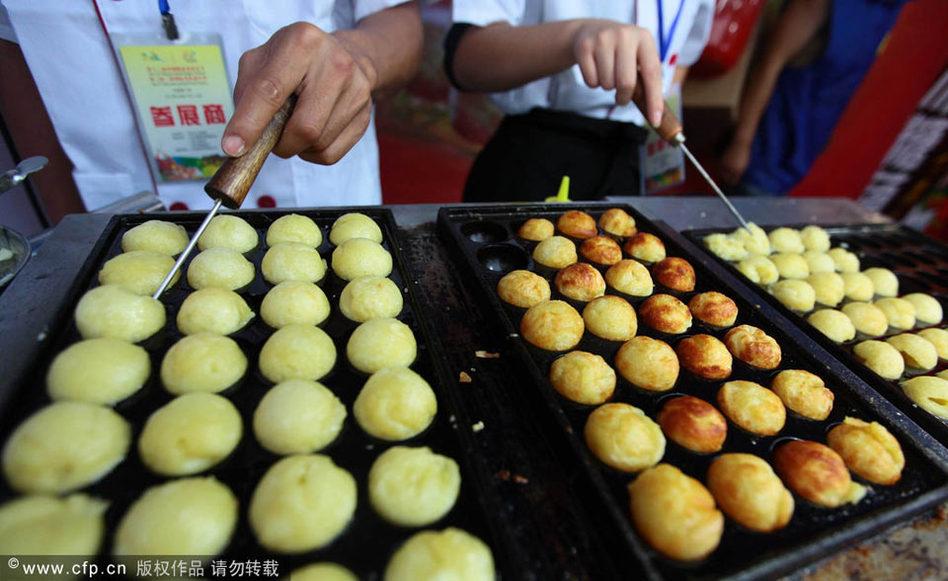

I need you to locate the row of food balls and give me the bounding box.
[704,224,948,421]
[496,209,905,562]
[0,212,493,581]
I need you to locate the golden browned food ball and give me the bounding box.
[292,563,358,581]
[0,494,107,556]
[554,262,606,302]
[875,297,916,330]
[249,455,356,554]
[769,369,834,421]
[639,294,692,334]
[518,218,555,241]
[863,267,899,297]
[624,232,666,263]
[918,327,948,359]
[770,252,810,280]
[604,259,653,296]
[138,393,242,476]
[579,235,622,265]
[354,367,437,441]
[737,255,779,285]
[706,453,794,533]
[801,225,831,252]
[557,209,598,239]
[902,293,943,325]
[253,380,346,455]
[3,402,130,494]
[549,351,616,405]
[267,213,322,247]
[582,295,637,341]
[597,207,637,237]
[676,334,732,380]
[688,291,738,327]
[75,285,166,342]
[47,338,149,405]
[339,276,404,322]
[627,463,723,562]
[329,212,383,245]
[732,222,771,256]
[853,340,904,380]
[177,287,254,335]
[532,235,578,269]
[807,272,845,307]
[121,220,188,256]
[807,309,856,343]
[262,242,327,285]
[827,417,904,485]
[901,376,948,419]
[331,237,393,280]
[261,281,331,328]
[703,233,749,261]
[347,317,417,374]
[368,446,461,527]
[614,336,679,391]
[841,302,889,337]
[886,333,938,370]
[717,380,786,436]
[773,440,867,507]
[384,528,495,581]
[198,214,258,253]
[803,251,836,275]
[656,396,727,454]
[724,324,782,369]
[99,250,178,296]
[259,324,337,383]
[652,257,696,292]
[496,270,550,309]
[584,403,665,472]
[769,227,805,254]
[520,300,584,351]
[187,247,255,291]
[841,272,875,301]
[114,477,237,557]
[161,333,247,395]
[771,279,816,312]
[827,247,860,273]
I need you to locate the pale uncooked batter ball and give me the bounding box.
[384,528,494,581]
[262,243,327,284]
[853,340,904,380]
[99,250,178,296]
[875,297,916,330]
[113,477,237,557]
[260,281,331,328]
[332,238,393,280]
[732,223,770,256]
[841,302,889,337]
[330,212,383,245]
[803,251,836,275]
[197,214,258,253]
[828,248,860,273]
[800,225,831,252]
[75,285,166,343]
[886,333,938,371]
[769,227,805,254]
[369,446,461,527]
[737,255,779,285]
[807,309,856,343]
[47,338,149,405]
[901,376,948,419]
[2,402,130,494]
[347,318,417,374]
[266,213,322,247]
[253,380,346,455]
[249,454,356,553]
[770,253,810,280]
[176,287,254,335]
[187,247,255,291]
[807,272,845,307]
[339,276,404,322]
[703,233,748,261]
[161,333,247,395]
[121,220,188,256]
[354,367,437,441]
[918,328,948,359]
[0,494,107,556]
[291,563,358,581]
[770,279,816,312]
[138,393,243,476]
[863,267,899,297]
[841,272,875,301]
[259,324,337,383]
[903,293,943,325]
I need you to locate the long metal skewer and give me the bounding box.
[152,198,223,299]
[673,135,751,231]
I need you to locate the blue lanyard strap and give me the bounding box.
[657,0,686,62]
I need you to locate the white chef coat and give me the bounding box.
[452,0,714,126]
[2,0,406,211]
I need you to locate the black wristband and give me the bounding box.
[443,22,476,91]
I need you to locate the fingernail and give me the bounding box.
[650,109,663,127]
[222,135,245,156]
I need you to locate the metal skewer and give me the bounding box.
[152,198,223,299]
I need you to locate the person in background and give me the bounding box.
[719,0,912,196]
[444,1,714,202]
[0,0,422,211]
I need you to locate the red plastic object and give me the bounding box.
[691,0,765,78]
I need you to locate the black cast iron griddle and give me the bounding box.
[437,203,948,581]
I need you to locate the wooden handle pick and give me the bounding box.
[631,79,684,143]
[205,95,297,209]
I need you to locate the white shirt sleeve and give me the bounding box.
[353,0,414,23]
[452,0,526,27]
[678,0,714,66]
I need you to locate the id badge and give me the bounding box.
[111,32,233,183]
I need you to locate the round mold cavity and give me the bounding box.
[460,221,508,244]
[476,243,529,273]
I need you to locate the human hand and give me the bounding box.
[223,22,376,165]
[720,139,752,186]
[571,20,663,126]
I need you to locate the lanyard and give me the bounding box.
[656,0,686,63]
[159,0,179,40]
